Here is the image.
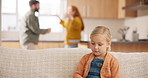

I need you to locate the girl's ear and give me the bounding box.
[107,41,111,47]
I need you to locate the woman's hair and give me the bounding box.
[90,26,112,51]
[71,6,84,31]
[29,0,39,7]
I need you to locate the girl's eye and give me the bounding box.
[98,44,103,46]
[91,43,95,45]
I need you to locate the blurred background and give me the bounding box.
[0,0,148,52]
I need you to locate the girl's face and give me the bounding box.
[90,34,111,58]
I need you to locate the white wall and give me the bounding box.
[2,15,148,42]
[82,18,124,41]
[1,31,66,41]
[138,9,148,16]
[125,10,148,41]
[1,18,124,41]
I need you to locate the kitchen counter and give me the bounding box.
[79,41,148,52]
[112,41,148,44]
[1,40,148,52]
[1,40,64,42]
[0,40,65,49]
[2,39,148,44]
[80,41,148,44]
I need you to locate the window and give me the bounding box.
[38,0,66,32]
[2,0,17,31]
[2,0,16,14]
[2,0,67,32]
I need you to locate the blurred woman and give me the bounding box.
[55,5,84,48]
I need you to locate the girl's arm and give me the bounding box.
[111,58,120,78]
[73,55,87,78]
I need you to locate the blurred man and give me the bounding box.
[19,0,51,50]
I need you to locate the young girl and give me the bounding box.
[53,5,84,48]
[73,26,120,78]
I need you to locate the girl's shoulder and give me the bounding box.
[106,53,119,62]
[107,53,116,58]
[80,52,93,62]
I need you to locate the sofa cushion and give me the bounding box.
[0,47,148,78]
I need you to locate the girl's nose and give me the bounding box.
[94,44,99,50]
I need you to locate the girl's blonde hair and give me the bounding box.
[90,26,112,51]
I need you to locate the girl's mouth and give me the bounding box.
[94,51,99,52]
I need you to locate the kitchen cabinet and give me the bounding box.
[1,41,21,49]
[111,42,148,52]
[78,41,90,48]
[99,0,118,18]
[78,41,148,52]
[118,0,137,18]
[67,0,86,17]
[1,41,64,49]
[67,0,137,18]
[67,0,118,18]
[36,41,64,49]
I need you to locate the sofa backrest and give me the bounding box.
[0,47,148,78]
[111,52,148,78]
[0,47,91,78]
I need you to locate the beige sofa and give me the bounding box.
[0,47,148,78]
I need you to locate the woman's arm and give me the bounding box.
[50,15,66,27]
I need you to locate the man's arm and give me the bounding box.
[27,15,48,34]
